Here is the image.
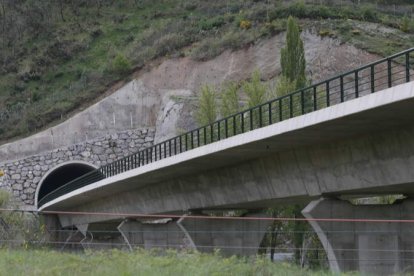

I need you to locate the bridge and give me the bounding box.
[25,49,414,273]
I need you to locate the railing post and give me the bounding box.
[387,59,392,88]
[197,129,200,147]
[355,71,359,98]
[340,76,344,102]
[164,142,167,158]
[279,99,282,121]
[203,127,207,145]
[225,119,228,138]
[300,90,305,114]
[313,86,317,111]
[289,95,293,118]
[233,116,236,136]
[179,136,182,153]
[406,52,410,83]
[249,109,253,130]
[371,65,375,93]
[326,81,330,107]
[268,102,272,125]
[217,122,221,140]
[241,113,245,133]
[169,140,172,157]
[259,106,263,127]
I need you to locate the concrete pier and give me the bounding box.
[70,212,272,256]
[302,198,414,275]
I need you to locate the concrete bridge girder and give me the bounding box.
[56,123,414,228]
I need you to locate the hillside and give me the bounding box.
[1,0,414,143]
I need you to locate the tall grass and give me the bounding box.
[0,249,346,276]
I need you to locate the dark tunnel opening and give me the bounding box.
[37,163,96,203]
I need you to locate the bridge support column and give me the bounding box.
[180,212,271,256]
[302,198,414,275]
[117,212,271,256]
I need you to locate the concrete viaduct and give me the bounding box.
[2,48,414,275]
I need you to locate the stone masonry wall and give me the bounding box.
[0,128,155,206]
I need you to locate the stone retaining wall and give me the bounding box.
[0,128,155,205]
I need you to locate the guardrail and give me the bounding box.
[38,48,414,208]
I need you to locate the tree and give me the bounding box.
[279,16,312,114]
[196,84,217,127]
[243,69,267,108]
[220,81,240,118]
[280,16,307,92]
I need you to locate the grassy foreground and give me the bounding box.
[0,249,347,276]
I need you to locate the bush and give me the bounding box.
[190,30,255,61]
[260,19,286,37]
[153,33,189,56]
[274,75,297,98]
[243,70,267,108]
[239,20,252,30]
[220,82,240,117]
[196,84,217,126]
[198,16,226,31]
[400,16,411,33]
[112,53,131,76]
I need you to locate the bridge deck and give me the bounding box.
[39,81,414,211]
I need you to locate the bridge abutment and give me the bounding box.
[302,197,414,275]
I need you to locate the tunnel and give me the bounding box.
[36,161,97,207]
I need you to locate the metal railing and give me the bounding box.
[37,48,414,208]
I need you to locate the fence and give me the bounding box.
[1,208,414,272]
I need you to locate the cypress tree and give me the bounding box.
[280,16,307,90]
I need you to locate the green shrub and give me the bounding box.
[361,5,378,22]
[153,33,188,56]
[243,70,267,108]
[112,53,131,76]
[0,189,10,207]
[274,75,297,98]
[220,82,240,118]
[198,16,226,31]
[260,19,286,37]
[196,84,217,126]
[31,91,41,102]
[400,16,411,33]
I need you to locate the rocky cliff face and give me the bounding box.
[0,29,380,163]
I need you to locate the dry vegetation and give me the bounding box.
[1,0,414,142]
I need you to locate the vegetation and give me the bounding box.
[0,249,349,276]
[1,0,414,142]
[220,82,240,118]
[0,189,43,249]
[281,16,307,92]
[242,70,268,109]
[196,84,217,126]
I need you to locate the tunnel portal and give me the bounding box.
[37,162,96,206]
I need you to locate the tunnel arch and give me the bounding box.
[35,161,98,209]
